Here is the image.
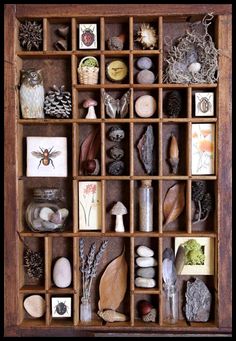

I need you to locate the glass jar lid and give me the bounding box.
[33,188,62,201]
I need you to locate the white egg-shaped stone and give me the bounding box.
[58,208,69,219]
[188,62,201,73]
[53,257,72,288]
[136,257,157,267]
[137,245,154,257]
[23,295,46,318]
[135,277,156,288]
[39,207,54,221]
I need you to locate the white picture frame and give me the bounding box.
[79,181,101,230]
[191,123,215,175]
[51,297,71,318]
[26,136,67,177]
[175,237,214,275]
[79,24,97,49]
[195,92,214,117]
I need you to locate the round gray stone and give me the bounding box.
[137,70,155,84]
[137,57,153,70]
[136,267,156,278]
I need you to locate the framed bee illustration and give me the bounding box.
[79,24,97,49]
[26,136,67,177]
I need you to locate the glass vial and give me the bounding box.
[80,297,92,322]
[139,180,153,232]
[163,283,179,324]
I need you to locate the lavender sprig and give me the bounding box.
[79,238,86,297]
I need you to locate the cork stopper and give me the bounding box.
[141,180,152,187]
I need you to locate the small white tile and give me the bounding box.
[51,297,71,318]
[79,24,97,49]
[195,92,214,116]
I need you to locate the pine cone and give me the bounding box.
[44,85,72,118]
[201,192,213,218]
[19,20,43,51]
[24,248,44,279]
[192,181,207,203]
[166,91,182,117]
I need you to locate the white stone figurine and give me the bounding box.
[20,68,45,118]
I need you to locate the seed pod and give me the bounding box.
[168,133,179,174]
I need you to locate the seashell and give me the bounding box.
[57,25,69,38]
[39,207,54,221]
[137,57,153,70]
[42,221,61,230]
[142,308,157,322]
[97,309,127,322]
[136,23,158,50]
[108,126,125,142]
[188,62,201,73]
[108,160,125,176]
[85,158,100,175]
[109,145,124,160]
[50,211,62,224]
[137,69,155,84]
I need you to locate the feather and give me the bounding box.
[162,258,177,285]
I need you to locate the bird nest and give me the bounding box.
[163,13,219,84]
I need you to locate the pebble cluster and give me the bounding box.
[108,126,125,175]
[136,57,155,84]
[135,245,157,288]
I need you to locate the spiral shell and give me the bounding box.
[97,310,127,322]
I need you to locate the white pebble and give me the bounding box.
[39,207,54,221]
[53,257,72,288]
[136,257,157,267]
[137,245,154,257]
[23,295,46,318]
[58,208,69,219]
[135,277,156,288]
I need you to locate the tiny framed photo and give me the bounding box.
[195,92,214,116]
[79,181,102,230]
[52,297,71,318]
[26,136,67,177]
[191,123,215,175]
[175,237,214,275]
[79,24,97,49]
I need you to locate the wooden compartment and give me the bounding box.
[46,18,72,51]
[4,4,232,337]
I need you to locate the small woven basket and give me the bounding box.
[77,56,99,85]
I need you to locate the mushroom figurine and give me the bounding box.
[83,98,98,119]
[110,201,127,232]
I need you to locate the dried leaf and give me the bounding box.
[175,244,186,275]
[163,183,185,228]
[79,128,100,174]
[98,247,127,311]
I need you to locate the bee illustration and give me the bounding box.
[197,94,212,114]
[31,146,61,168]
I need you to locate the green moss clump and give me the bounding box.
[183,239,205,265]
[82,58,98,67]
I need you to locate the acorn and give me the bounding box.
[138,300,153,316]
[168,133,179,174]
[85,159,100,175]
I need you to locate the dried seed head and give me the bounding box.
[168,133,179,174]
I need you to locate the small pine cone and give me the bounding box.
[44,85,72,118]
[19,20,43,51]
[166,91,182,117]
[192,181,207,203]
[201,192,213,218]
[24,248,44,279]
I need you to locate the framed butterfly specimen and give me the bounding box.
[101,89,131,118]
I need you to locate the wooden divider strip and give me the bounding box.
[130,237,135,326]
[129,53,133,85]
[100,54,105,85]
[187,87,192,119]
[101,180,106,233]
[158,180,163,233]
[186,179,192,233]
[158,122,162,176]
[45,237,52,291]
[43,18,48,51]
[130,180,134,234]
[73,237,79,324]
[187,121,192,177]
[45,293,51,325]
[73,179,78,233]
[158,16,163,83]
[129,17,134,50]
[101,122,106,176]
[72,123,78,177]
[130,122,134,176]
[100,17,105,51]
[71,18,77,51]
[158,88,163,119]
[158,237,163,325]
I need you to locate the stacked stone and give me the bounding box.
[135,245,157,288]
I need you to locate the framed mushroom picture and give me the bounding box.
[26,136,67,177]
[79,181,102,230]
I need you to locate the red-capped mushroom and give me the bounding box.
[83,98,98,119]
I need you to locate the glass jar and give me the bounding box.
[80,296,92,322]
[163,283,179,324]
[139,180,153,232]
[25,188,69,232]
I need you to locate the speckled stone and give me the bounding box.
[137,57,153,70]
[137,70,155,84]
[53,257,72,288]
[23,295,46,318]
